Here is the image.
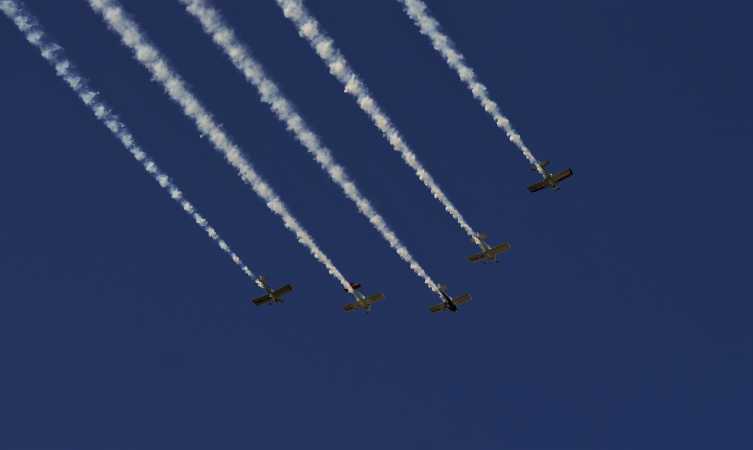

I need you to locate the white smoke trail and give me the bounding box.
[397,0,547,177]
[0,0,262,285]
[87,0,352,291]
[180,0,439,294]
[276,0,479,242]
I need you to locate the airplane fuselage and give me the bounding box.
[430,285,470,313]
[251,278,294,306]
[343,282,384,313]
[351,291,371,311]
[474,240,497,262]
[260,284,279,301]
[258,282,282,303]
[545,173,560,190]
[439,291,458,311]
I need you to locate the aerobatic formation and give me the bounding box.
[2,0,573,314]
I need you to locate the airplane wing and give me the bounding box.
[429,303,446,313]
[489,242,511,255]
[467,252,486,262]
[528,180,548,193]
[272,284,293,298]
[343,302,361,312]
[468,242,510,262]
[365,293,385,305]
[453,293,472,306]
[251,294,272,305]
[552,168,573,183]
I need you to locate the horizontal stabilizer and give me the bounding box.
[343,302,359,312]
[344,282,362,293]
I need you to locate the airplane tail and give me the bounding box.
[532,160,550,171]
[344,282,362,293]
[471,232,488,244]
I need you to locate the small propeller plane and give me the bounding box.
[528,160,573,193]
[429,285,472,313]
[251,275,294,306]
[468,233,511,264]
[343,282,385,313]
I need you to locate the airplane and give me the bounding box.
[527,160,573,193]
[343,282,385,313]
[429,285,472,313]
[251,275,294,306]
[468,233,511,264]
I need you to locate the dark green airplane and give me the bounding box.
[251,275,294,306]
[528,160,574,192]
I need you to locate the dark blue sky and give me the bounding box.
[1,1,751,449]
